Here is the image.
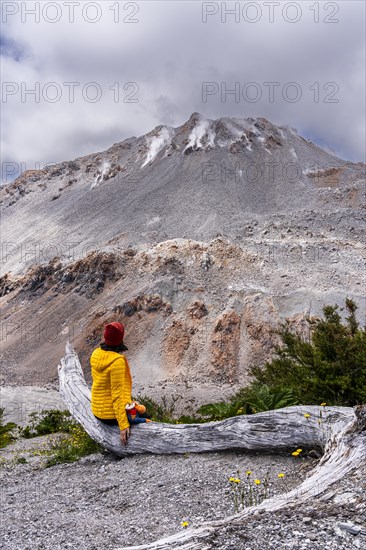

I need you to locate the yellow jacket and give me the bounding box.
[90,348,132,430]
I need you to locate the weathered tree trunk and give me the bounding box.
[115,405,366,550]
[58,342,353,457]
[58,342,365,550]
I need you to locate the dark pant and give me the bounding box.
[93,413,151,426]
[93,415,119,426]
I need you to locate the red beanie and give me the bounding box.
[104,322,125,347]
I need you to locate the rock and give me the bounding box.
[187,300,208,319]
[201,252,213,271]
[338,523,362,535]
[62,272,73,283]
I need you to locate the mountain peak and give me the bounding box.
[1,113,360,254]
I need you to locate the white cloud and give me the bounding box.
[1,0,365,184]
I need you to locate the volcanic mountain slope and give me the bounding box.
[0,113,365,409]
[1,112,364,273]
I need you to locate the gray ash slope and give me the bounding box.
[0,113,365,397]
[1,112,364,274]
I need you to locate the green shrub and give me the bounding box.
[235,384,298,413]
[46,423,102,467]
[136,395,205,424]
[196,400,244,421]
[196,385,298,420]
[136,395,179,423]
[0,407,17,448]
[175,414,205,424]
[8,408,102,467]
[20,409,73,438]
[250,299,366,406]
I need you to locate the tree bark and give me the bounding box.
[58,342,365,550]
[115,406,366,550]
[58,342,353,457]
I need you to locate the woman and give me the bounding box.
[90,321,132,446]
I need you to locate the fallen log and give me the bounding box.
[58,342,365,549]
[58,341,353,457]
[116,405,366,550]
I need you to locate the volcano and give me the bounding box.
[1,113,364,412]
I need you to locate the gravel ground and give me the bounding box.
[202,500,366,550]
[1,435,313,549]
[0,435,365,550]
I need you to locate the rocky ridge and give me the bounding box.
[0,113,364,408]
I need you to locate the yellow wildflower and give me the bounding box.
[320,402,326,407]
[292,451,300,456]
[181,521,189,528]
[229,477,241,483]
[245,470,252,475]
[296,449,303,453]
[278,473,285,478]
[236,408,244,414]
[304,413,310,418]
[254,479,261,485]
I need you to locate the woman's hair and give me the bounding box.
[100,341,128,353]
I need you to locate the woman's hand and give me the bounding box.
[120,428,130,446]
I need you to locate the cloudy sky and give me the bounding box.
[1,0,365,183]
